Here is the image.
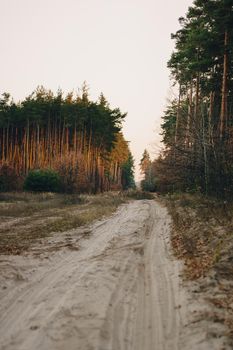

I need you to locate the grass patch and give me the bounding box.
[0,192,126,255]
[0,192,88,217]
[43,193,126,233]
[0,190,154,255]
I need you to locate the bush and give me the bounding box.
[54,153,90,193]
[124,189,154,200]
[141,178,157,192]
[24,169,61,192]
[0,162,22,192]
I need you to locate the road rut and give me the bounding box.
[0,200,203,350]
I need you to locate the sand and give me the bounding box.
[0,200,230,350]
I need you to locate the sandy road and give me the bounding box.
[0,200,217,350]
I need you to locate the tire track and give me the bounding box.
[0,200,198,350]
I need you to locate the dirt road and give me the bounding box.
[0,200,227,350]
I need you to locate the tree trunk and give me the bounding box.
[194,72,200,124]
[201,102,208,194]
[220,30,228,141]
[185,82,193,148]
[208,91,215,147]
[175,84,181,145]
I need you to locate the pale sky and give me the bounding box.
[0,0,193,180]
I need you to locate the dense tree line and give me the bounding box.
[139,149,156,192]
[0,84,135,192]
[153,0,233,196]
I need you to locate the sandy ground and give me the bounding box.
[0,200,230,350]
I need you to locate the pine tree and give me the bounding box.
[153,0,233,195]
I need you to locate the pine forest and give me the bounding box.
[141,0,233,197]
[0,84,135,193]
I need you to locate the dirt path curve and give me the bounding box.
[0,200,206,349]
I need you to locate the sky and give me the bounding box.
[0,0,193,180]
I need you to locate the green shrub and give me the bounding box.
[24,169,61,192]
[141,178,157,192]
[124,190,154,200]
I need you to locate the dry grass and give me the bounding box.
[43,193,125,233]
[0,192,87,217]
[166,193,233,344]
[122,189,155,200]
[166,193,233,278]
[0,192,126,255]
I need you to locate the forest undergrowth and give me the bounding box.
[166,193,233,343]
